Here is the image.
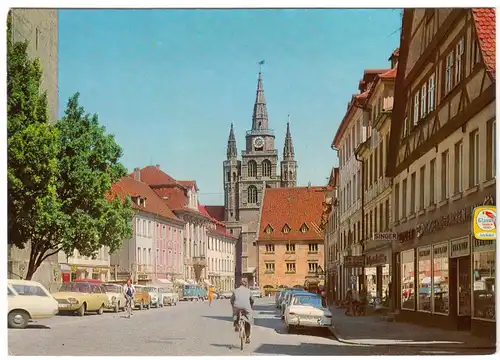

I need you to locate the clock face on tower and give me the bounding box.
[253,137,264,149]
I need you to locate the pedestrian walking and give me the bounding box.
[208,286,214,306]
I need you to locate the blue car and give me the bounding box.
[182,284,206,301]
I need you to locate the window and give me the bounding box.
[369,153,373,185]
[432,242,449,314]
[352,174,356,202]
[374,147,379,180]
[455,38,464,84]
[472,38,481,67]
[428,74,436,112]
[265,244,275,253]
[470,129,480,187]
[374,207,378,233]
[286,262,296,273]
[441,151,449,200]
[487,119,496,179]
[247,160,257,177]
[8,287,14,296]
[394,183,400,221]
[384,199,390,230]
[262,160,272,177]
[308,243,319,253]
[286,244,295,253]
[379,203,384,231]
[264,225,273,234]
[300,223,309,233]
[401,249,415,310]
[419,166,425,210]
[308,262,318,273]
[265,262,275,274]
[413,91,420,125]
[472,245,495,320]
[11,284,48,297]
[420,83,427,118]
[402,178,407,218]
[379,138,384,176]
[247,185,258,204]
[403,117,409,137]
[454,141,463,193]
[282,224,291,234]
[445,53,454,94]
[429,158,436,205]
[417,246,432,312]
[410,172,416,214]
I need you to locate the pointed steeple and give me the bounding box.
[283,121,294,159]
[251,72,269,131]
[226,123,237,159]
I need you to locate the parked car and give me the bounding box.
[102,283,126,312]
[145,286,161,308]
[279,288,304,310]
[181,284,205,301]
[8,279,59,329]
[281,290,311,318]
[284,293,332,333]
[160,286,179,306]
[133,285,151,310]
[53,281,108,316]
[250,286,262,298]
[275,289,286,308]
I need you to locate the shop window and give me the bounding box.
[401,249,415,310]
[432,242,449,314]
[417,246,432,312]
[472,246,496,320]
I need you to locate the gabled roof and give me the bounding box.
[153,186,188,210]
[472,8,496,78]
[135,165,178,187]
[258,186,327,241]
[178,180,199,191]
[109,176,183,224]
[199,205,237,240]
[204,206,225,222]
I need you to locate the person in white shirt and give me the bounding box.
[123,279,136,316]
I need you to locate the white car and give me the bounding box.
[250,287,262,298]
[146,286,161,308]
[8,279,58,329]
[160,287,179,306]
[102,283,127,312]
[284,293,332,333]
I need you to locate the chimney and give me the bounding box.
[156,164,160,169]
[308,181,312,190]
[133,168,141,182]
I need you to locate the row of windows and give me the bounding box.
[264,262,320,274]
[208,236,234,253]
[394,120,496,221]
[208,257,234,273]
[247,159,272,177]
[264,243,320,253]
[264,223,309,235]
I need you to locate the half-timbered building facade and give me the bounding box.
[386,8,496,339]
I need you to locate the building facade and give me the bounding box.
[109,176,185,284]
[59,246,111,283]
[136,166,212,283]
[386,9,496,339]
[257,186,326,294]
[7,9,59,292]
[354,55,397,308]
[221,71,298,286]
[331,70,387,299]
[201,206,238,291]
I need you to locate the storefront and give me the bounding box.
[393,191,495,338]
[365,247,392,308]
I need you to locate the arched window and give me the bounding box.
[232,172,236,182]
[289,170,293,180]
[248,160,257,177]
[262,160,272,177]
[248,185,258,204]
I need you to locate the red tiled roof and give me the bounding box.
[136,165,178,186]
[178,180,198,191]
[379,68,397,79]
[390,48,400,59]
[199,205,237,240]
[204,206,225,222]
[153,186,187,210]
[109,176,182,223]
[258,186,327,241]
[472,8,496,78]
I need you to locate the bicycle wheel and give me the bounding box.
[239,321,245,350]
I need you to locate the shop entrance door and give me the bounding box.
[457,256,471,330]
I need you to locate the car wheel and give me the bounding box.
[286,324,295,334]
[140,301,144,310]
[114,302,120,313]
[8,310,29,329]
[77,303,86,317]
[97,304,104,315]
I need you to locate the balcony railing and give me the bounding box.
[246,129,274,136]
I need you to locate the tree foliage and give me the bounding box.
[8,12,134,279]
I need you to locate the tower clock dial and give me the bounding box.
[253,137,264,149]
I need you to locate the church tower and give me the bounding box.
[280,122,297,187]
[223,123,240,222]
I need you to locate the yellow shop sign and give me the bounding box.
[473,206,496,240]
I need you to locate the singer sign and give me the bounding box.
[373,232,397,241]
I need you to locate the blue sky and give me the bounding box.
[58,9,402,205]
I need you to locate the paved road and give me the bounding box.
[8,298,494,356]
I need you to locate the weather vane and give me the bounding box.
[258,60,265,73]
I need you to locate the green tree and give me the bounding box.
[7,11,62,279]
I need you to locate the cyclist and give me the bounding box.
[123,279,136,317]
[230,278,254,344]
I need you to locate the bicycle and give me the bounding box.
[125,295,133,318]
[237,310,247,351]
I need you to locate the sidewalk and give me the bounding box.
[328,306,496,349]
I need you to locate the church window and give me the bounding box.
[248,185,258,204]
[232,172,236,182]
[262,160,272,177]
[300,223,309,233]
[289,170,293,180]
[248,160,257,177]
[282,224,291,234]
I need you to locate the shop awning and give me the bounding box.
[174,279,188,285]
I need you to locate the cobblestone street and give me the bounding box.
[8,298,494,356]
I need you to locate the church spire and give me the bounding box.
[227,123,237,159]
[283,120,294,159]
[251,71,269,131]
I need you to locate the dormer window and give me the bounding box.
[264,225,273,235]
[300,223,309,233]
[282,224,291,234]
[132,196,146,207]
